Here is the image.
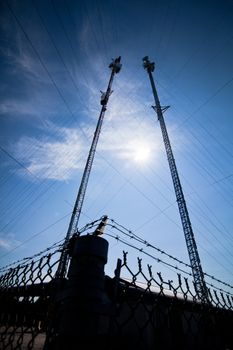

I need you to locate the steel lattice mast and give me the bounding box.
[56,57,122,279]
[142,56,209,302]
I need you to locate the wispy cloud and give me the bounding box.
[0,234,20,251]
[0,19,46,83]
[10,46,183,182]
[3,12,184,183]
[0,31,53,124]
[14,126,88,181]
[13,105,164,181]
[0,16,83,124]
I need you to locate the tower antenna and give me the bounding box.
[143,56,208,302]
[56,57,122,279]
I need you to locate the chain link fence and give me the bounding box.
[110,251,233,349]
[0,233,232,349]
[0,245,62,350]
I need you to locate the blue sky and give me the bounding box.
[0,0,233,289]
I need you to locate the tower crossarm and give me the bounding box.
[143,56,209,302]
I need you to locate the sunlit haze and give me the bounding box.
[0,0,232,292]
[131,140,152,165]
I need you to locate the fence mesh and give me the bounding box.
[0,247,61,350]
[0,233,233,350]
[110,251,233,349]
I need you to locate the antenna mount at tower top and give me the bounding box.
[109,56,122,73]
[143,56,155,72]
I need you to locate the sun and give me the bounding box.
[131,141,152,165]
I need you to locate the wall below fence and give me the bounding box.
[0,235,233,350]
[109,280,233,350]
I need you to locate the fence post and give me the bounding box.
[46,234,111,349]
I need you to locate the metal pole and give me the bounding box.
[56,57,122,279]
[142,56,209,302]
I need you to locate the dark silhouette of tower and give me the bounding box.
[143,56,208,302]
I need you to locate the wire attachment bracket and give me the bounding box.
[152,105,170,119]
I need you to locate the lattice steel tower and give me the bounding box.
[56,57,122,279]
[143,56,209,302]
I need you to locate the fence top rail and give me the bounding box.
[117,251,233,311]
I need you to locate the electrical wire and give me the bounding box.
[31,0,87,109]
[106,228,233,296]
[2,1,232,292]
[0,215,101,272]
[106,218,233,290]
[105,231,192,276]
[0,145,40,181]
[0,239,64,273]
[0,212,71,262]
[5,1,88,141]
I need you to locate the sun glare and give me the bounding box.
[131,141,152,165]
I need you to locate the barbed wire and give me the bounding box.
[108,219,191,268]
[105,232,193,277]
[204,274,233,290]
[0,217,102,273]
[205,281,233,295]
[1,215,232,293]
[0,239,64,273]
[78,217,104,234]
[107,218,233,290]
[105,232,233,297]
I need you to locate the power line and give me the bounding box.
[0,215,102,272]
[106,229,233,296]
[3,1,122,240]
[105,231,192,277]
[31,0,87,109]
[4,0,177,243]
[108,219,191,269]
[3,3,231,296]
[6,1,88,141]
[2,2,96,234]
[0,127,90,230]
[212,174,233,185]
[0,144,40,180]
[0,239,64,273]
[156,79,233,198]
[0,3,101,231]
[0,212,71,262]
[50,0,97,87]
[171,74,233,136]
[189,208,233,261]
[140,82,233,254]
[107,218,233,291]
[95,0,109,62]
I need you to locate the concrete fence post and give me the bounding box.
[46,234,112,349]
